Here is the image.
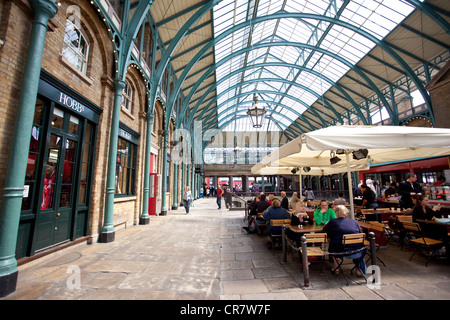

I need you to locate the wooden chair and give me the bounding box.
[396,215,413,249]
[384,215,411,245]
[307,201,320,208]
[300,233,328,278]
[334,233,367,285]
[401,222,445,266]
[359,209,374,222]
[267,219,291,249]
[365,221,387,266]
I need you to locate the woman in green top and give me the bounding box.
[314,200,336,225]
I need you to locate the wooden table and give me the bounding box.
[358,221,387,246]
[362,209,403,222]
[288,224,324,234]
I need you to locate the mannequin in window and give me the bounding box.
[115,155,121,193]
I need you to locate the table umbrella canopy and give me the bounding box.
[252,163,370,176]
[251,135,369,173]
[253,125,450,218]
[304,125,450,154]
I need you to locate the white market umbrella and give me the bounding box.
[253,162,370,201]
[251,135,370,205]
[303,125,450,218]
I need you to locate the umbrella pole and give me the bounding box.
[346,151,355,219]
[299,168,303,201]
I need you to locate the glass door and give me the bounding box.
[34,108,81,250]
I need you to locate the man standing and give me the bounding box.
[399,173,423,209]
[280,191,289,210]
[217,185,224,209]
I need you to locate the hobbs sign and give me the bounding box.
[59,92,85,114]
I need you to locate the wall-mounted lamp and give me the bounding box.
[303,167,311,173]
[291,167,299,174]
[0,39,5,48]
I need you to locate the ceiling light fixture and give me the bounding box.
[247,94,266,128]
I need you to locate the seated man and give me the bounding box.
[263,198,290,247]
[313,200,336,225]
[323,205,366,276]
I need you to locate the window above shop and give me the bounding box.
[62,19,90,75]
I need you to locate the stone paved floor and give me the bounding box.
[2,197,450,301]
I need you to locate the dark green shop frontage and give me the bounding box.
[16,70,102,260]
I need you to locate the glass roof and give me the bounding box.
[212,0,421,132]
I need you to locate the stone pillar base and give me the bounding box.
[0,271,18,298]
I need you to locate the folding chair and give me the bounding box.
[395,215,413,250]
[267,219,291,249]
[299,233,328,278]
[365,222,387,267]
[334,233,367,286]
[402,222,445,266]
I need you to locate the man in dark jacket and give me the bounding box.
[280,191,289,210]
[263,198,290,236]
[398,173,423,209]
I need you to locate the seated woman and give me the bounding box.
[313,200,336,225]
[323,205,366,276]
[291,201,312,226]
[287,201,312,256]
[412,195,444,239]
[412,195,442,222]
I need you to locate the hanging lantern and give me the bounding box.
[247,94,266,128]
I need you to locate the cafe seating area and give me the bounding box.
[246,199,449,288]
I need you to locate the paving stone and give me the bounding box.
[3,198,450,302]
[221,279,269,295]
[221,268,255,281]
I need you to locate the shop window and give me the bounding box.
[62,19,90,74]
[115,137,137,196]
[121,81,133,113]
[22,99,46,211]
[79,123,93,205]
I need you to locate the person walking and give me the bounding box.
[217,185,224,209]
[183,186,193,214]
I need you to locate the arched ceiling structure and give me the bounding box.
[97,0,450,143]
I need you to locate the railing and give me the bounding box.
[281,226,378,288]
[233,190,351,203]
[229,193,249,218]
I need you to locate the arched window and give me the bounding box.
[62,19,89,74]
[121,81,133,113]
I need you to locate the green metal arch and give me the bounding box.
[185,70,337,126]
[211,92,313,131]
[204,86,330,128]
[167,11,435,132]
[212,96,311,134]
[147,0,222,116]
[186,40,396,127]
[185,59,363,130]
[192,77,332,130]
[183,59,351,129]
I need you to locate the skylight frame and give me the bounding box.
[212,0,421,132]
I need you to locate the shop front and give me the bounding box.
[16,71,101,259]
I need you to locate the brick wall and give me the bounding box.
[0,0,151,246]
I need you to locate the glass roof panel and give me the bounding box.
[213,0,420,132]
